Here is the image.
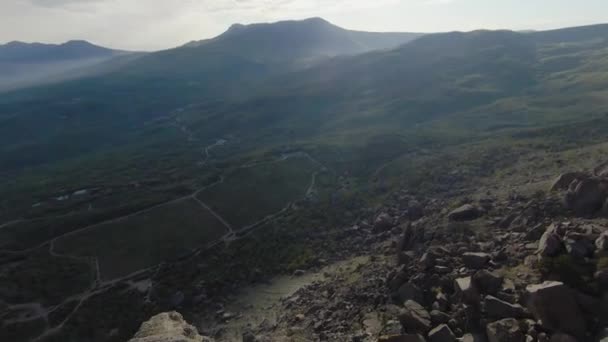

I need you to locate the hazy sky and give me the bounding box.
[1,0,607,51]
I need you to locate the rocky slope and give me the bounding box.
[132,163,608,342]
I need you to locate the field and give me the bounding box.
[53,198,228,280]
[196,154,320,228]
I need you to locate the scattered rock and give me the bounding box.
[448,204,481,221]
[399,300,432,334]
[472,270,503,295]
[486,318,525,342]
[428,324,456,342]
[538,224,563,257]
[398,282,424,304]
[525,281,586,339]
[565,177,608,217]
[484,295,526,319]
[462,252,491,269]
[596,231,608,252]
[550,172,587,192]
[374,213,394,232]
[454,277,479,305]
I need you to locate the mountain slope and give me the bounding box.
[0,40,135,91]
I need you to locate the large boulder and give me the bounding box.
[374,213,394,232]
[472,270,503,295]
[525,281,586,339]
[399,300,432,334]
[550,172,588,192]
[427,324,456,342]
[564,177,608,217]
[448,204,481,221]
[398,282,424,304]
[563,234,595,259]
[486,318,524,342]
[484,295,526,319]
[129,311,212,342]
[596,231,608,252]
[462,252,491,269]
[538,224,564,257]
[454,276,480,305]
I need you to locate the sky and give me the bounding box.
[1,0,607,51]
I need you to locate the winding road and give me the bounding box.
[1,110,330,341]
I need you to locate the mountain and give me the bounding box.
[3,20,608,342]
[121,18,423,89]
[182,17,423,62]
[0,40,136,91]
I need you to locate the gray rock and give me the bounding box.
[428,324,456,342]
[409,200,424,220]
[430,310,451,325]
[129,311,212,342]
[454,277,479,305]
[525,281,586,339]
[462,252,491,269]
[550,172,588,192]
[398,282,424,304]
[484,295,526,319]
[596,231,608,252]
[399,300,432,334]
[565,177,608,217]
[448,204,481,221]
[486,318,525,342]
[472,270,503,295]
[564,236,594,259]
[374,213,394,232]
[538,224,563,257]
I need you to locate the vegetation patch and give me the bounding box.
[196,155,319,228]
[0,249,92,306]
[54,198,228,280]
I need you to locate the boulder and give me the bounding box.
[596,231,608,252]
[486,318,525,342]
[472,270,503,295]
[408,200,425,221]
[129,311,212,342]
[538,224,563,257]
[448,204,481,221]
[564,177,608,217]
[564,236,594,259]
[398,282,424,304]
[462,252,491,269]
[399,300,432,334]
[374,213,394,232]
[427,324,456,342]
[484,295,526,319]
[454,277,480,305]
[550,172,587,192]
[430,310,451,325]
[525,281,586,339]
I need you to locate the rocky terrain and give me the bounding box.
[130,163,608,342]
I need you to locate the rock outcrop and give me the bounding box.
[129,312,213,342]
